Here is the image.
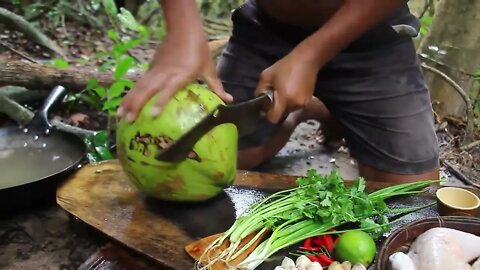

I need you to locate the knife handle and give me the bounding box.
[258,88,274,111]
[260,88,274,101]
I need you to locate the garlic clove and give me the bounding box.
[295,255,311,268]
[327,261,344,270]
[341,261,352,270]
[351,263,367,270]
[307,261,323,270]
[281,257,296,269]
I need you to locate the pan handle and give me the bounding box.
[26,85,66,130]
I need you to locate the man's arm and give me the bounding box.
[150,0,206,65]
[117,0,231,122]
[254,0,405,123]
[294,0,405,68]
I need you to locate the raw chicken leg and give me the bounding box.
[406,228,480,270]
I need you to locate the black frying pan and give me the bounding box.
[0,86,87,215]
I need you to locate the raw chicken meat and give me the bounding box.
[473,257,480,270]
[389,227,480,270]
[389,252,415,270]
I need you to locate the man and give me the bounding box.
[117,0,440,183]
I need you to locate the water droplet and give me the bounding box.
[23,128,28,133]
[45,129,50,135]
[329,158,336,163]
[42,143,47,148]
[23,142,28,147]
[34,135,39,141]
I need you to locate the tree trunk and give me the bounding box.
[0,39,228,92]
[418,0,480,118]
[0,60,140,92]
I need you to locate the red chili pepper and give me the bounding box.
[317,254,334,265]
[308,254,319,262]
[302,237,313,249]
[324,235,334,252]
[299,246,323,251]
[312,236,325,247]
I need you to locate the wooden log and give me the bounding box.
[0,39,229,92]
[0,60,141,92]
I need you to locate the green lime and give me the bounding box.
[333,231,377,266]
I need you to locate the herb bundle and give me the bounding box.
[196,169,438,270]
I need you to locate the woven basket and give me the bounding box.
[375,216,480,270]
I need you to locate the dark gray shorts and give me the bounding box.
[216,0,439,174]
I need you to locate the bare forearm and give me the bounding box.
[294,0,405,68]
[160,0,205,37]
[152,0,208,66]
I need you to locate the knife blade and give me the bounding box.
[155,89,274,163]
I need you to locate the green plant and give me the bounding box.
[419,16,433,36]
[84,130,114,162]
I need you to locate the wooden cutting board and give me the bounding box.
[56,160,476,270]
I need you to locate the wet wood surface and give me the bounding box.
[57,159,479,270]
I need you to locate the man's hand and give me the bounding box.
[117,33,232,122]
[255,49,320,124]
[116,0,232,122]
[255,0,404,124]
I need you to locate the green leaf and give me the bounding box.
[107,30,119,42]
[86,79,99,90]
[93,131,109,147]
[101,0,118,18]
[94,86,107,98]
[95,146,114,160]
[357,177,366,193]
[98,59,115,72]
[109,80,131,97]
[114,56,135,80]
[112,39,143,59]
[320,196,331,207]
[102,96,123,111]
[49,58,69,69]
[79,94,99,107]
[117,7,140,31]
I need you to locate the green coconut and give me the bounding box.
[116,83,238,202]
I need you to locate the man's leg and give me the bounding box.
[358,164,439,183]
[316,35,440,183]
[237,97,343,169]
